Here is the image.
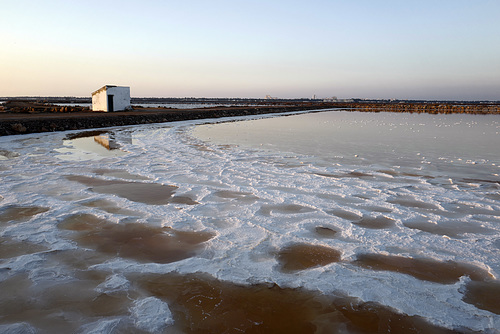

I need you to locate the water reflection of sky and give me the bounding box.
[55,136,128,161]
[194,111,500,180]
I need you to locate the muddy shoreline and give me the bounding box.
[1,102,499,136]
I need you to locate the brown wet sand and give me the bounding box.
[352,215,396,229]
[135,273,457,334]
[277,243,342,272]
[1,174,497,331]
[58,213,214,264]
[66,175,198,205]
[80,198,141,216]
[0,205,49,224]
[0,268,459,334]
[462,280,500,315]
[352,253,493,284]
[0,209,495,332]
[0,236,49,259]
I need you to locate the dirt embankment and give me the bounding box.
[348,103,500,114]
[1,101,498,136]
[1,101,89,114]
[0,104,334,136]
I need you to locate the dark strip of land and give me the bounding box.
[0,104,334,136]
[0,102,498,136]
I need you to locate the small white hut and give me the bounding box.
[92,85,131,112]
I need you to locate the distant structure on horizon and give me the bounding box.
[323,96,338,102]
[265,95,278,100]
[92,85,131,112]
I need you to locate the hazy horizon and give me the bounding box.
[1,94,499,102]
[1,1,499,100]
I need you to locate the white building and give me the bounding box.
[92,85,131,112]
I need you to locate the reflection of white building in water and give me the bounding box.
[92,85,131,112]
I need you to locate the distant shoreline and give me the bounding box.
[0,102,498,137]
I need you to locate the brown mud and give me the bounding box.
[135,272,458,334]
[462,280,500,315]
[0,205,495,332]
[352,254,493,284]
[0,205,50,224]
[58,213,215,264]
[66,175,198,205]
[276,243,342,272]
[0,269,461,333]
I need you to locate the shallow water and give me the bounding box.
[0,110,498,332]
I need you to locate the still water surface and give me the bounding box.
[194,111,500,180]
[0,110,498,333]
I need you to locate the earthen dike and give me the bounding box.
[1,101,498,136]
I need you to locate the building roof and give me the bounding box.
[92,85,128,96]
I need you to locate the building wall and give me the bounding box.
[92,86,131,112]
[107,86,131,112]
[92,86,108,111]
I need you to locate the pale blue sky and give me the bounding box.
[1,0,499,99]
